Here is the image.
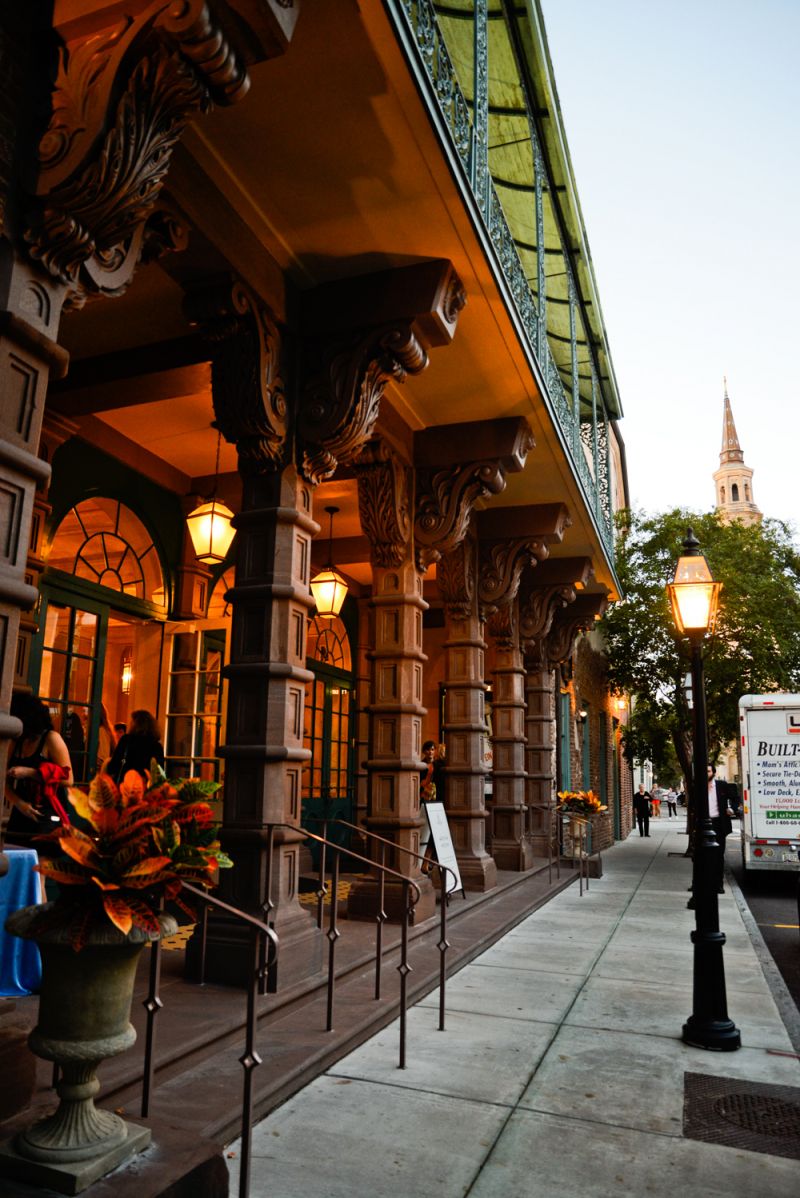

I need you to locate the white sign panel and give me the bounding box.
[423,803,463,895]
[745,705,800,834]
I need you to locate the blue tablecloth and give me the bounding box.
[0,848,42,996]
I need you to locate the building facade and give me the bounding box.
[1,1,630,984]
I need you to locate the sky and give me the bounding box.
[539,0,799,528]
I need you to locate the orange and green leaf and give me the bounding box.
[35,858,92,886]
[102,893,134,936]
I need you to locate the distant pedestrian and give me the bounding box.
[665,788,678,817]
[650,785,662,818]
[633,784,651,837]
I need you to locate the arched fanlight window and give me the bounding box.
[47,498,166,608]
[207,568,235,620]
[306,614,352,671]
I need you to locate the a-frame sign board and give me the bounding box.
[423,803,465,899]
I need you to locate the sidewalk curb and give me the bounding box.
[726,862,800,1055]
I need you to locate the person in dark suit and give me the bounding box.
[633,784,651,837]
[687,765,735,908]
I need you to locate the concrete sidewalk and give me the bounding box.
[227,819,800,1197]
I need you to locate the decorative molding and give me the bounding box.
[437,537,476,621]
[186,279,288,472]
[299,324,427,486]
[23,0,290,305]
[355,441,412,568]
[477,538,548,624]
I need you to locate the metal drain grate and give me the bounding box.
[684,1071,800,1161]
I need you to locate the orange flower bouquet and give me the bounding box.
[556,789,608,817]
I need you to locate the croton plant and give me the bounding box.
[31,765,232,950]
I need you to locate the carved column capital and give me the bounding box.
[486,598,518,651]
[25,0,295,305]
[437,538,478,621]
[186,278,288,473]
[354,440,413,568]
[477,537,548,624]
[299,323,428,486]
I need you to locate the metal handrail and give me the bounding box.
[564,814,602,896]
[529,800,562,884]
[330,815,456,1035]
[139,884,278,1198]
[265,822,422,1068]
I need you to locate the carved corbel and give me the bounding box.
[520,583,576,649]
[185,278,287,473]
[24,0,296,305]
[298,261,466,485]
[413,417,535,570]
[545,593,609,671]
[437,538,477,621]
[354,440,413,568]
[300,324,428,486]
[477,538,549,624]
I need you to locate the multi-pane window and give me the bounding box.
[164,630,225,781]
[47,498,166,608]
[38,603,98,785]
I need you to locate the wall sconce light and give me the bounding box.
[310,506,348,620]
[186,428,236,565]
[577,708,588,723]
[121,647,133,695]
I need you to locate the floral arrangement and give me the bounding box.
[557,789,608,817]
[29,765,232,950]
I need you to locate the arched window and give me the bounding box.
[731,483,740,503]
[306,615,352,671]
[720,486,726,504]
[745,483,750,501]
[47,498,165,607]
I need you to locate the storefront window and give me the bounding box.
[164,630,225,781]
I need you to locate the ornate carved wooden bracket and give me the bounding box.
[544,592,609,671]
[520,583,576,651]
[354,440,412,568]
[486,597,519,651]
[437,537,477,621]
[300,324,427,486]
[477,538,548,626]
[185,277,287,473]
[24,0,296,305]
[298,261,466,486]
[413,417,534,571]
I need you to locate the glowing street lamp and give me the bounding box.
[667,527,740,1052]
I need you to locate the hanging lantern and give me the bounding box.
[186,427,236,565]
[310,506,348,619]
[186,497,236,565]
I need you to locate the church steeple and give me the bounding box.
[713,380,761,525]
[719,377,744,464]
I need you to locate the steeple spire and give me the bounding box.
[720,377,743,464]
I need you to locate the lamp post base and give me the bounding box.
[682,1017,742,1052]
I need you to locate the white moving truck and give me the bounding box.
[738,693,800,872]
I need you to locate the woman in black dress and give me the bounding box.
[106,709,165,783]
[4,694,73,846]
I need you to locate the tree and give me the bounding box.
[601,509,800,790]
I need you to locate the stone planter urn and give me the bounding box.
[0,902,176,1195]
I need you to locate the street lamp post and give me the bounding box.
[667,528,741,1052]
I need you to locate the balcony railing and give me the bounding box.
[390,0,615,557]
